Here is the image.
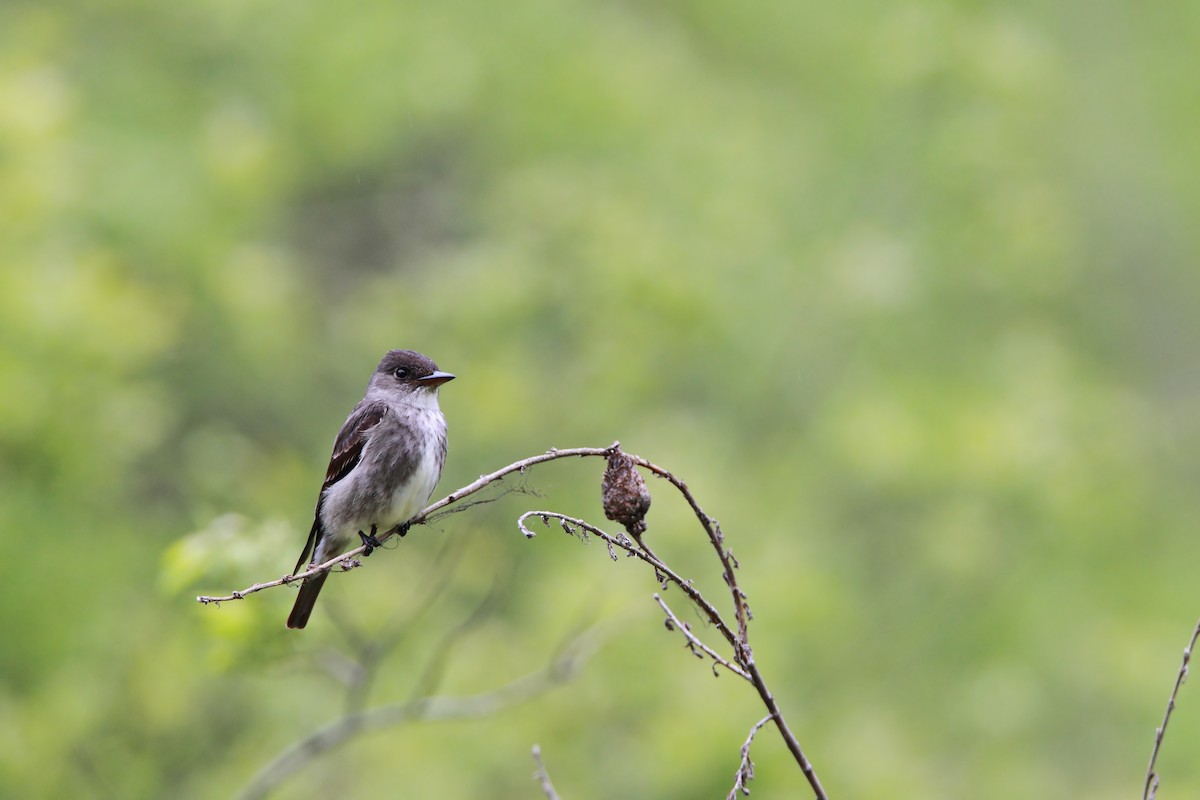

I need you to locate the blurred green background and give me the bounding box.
[3,0,1200,797]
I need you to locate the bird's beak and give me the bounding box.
[419,370,456,387]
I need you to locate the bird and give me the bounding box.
[287,349,454,629]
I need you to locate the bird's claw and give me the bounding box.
[358,525,381,556]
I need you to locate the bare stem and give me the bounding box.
[624,455,752,653]
[621,457,826,800]
[532,745,561,800]
[201,442,827,799]
[727,715,772,799]
[653,593,749,680]
[237,626,599,800]
[517,510,737,650]
[518,485,828,800]
[1144,617,1200,800]
[744,661,827,799]
[197,445,619,605]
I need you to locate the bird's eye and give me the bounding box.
[393,367,410,380]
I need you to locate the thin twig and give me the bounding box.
[203,442,827,799]
[1144,617,1200,800]
[518,503,827,800]
[531,745,561,800]
[654,593,749,680]
[406,571,507,703]
[237,626,601,800]
[624,455,752,653]
[518,511,738,649]
[626,459,825,799]
[321,536,467,715]
[727,715,772,800]
[198,445,619,605]
[522,506,826,799]
[518,457,828,799]
[744,662,825,799]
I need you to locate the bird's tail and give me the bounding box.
[286,571,328,629]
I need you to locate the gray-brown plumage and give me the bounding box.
[287,350,454,629]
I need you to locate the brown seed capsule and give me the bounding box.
[602,450,651,537]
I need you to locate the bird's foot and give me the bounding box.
[397,521,412,538]
[358,525,381,556]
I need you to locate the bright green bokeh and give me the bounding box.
[2,1,1199,797]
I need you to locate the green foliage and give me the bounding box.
[2,0,1200,797]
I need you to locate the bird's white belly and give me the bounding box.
[317,406,445,556]
[380,441,442,528]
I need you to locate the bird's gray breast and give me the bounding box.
[320,406,447,538]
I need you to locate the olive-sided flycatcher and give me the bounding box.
[287,350,454,629]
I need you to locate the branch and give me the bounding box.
[197,445,620,605]
[520,504,826,800]
[518,511,737,650]
[236,625,601,800]
[654,593,748,680]
[531,745,561,800]
[200,442,827,799]
[623,454,752,653]
[1144,617,1200,800]
[406,569,507,703]
[623,460,825,799]
[322,535,467,715]
[727,716,772,800]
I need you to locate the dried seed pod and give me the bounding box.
[602,450,651,537]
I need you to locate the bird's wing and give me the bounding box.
[323,400,389,490]
[292,400,389,575]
